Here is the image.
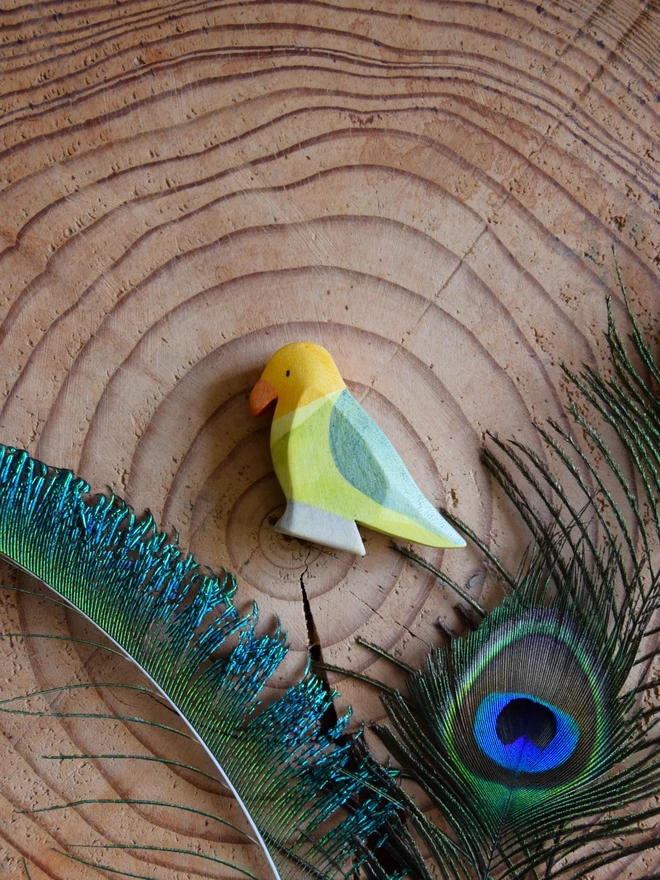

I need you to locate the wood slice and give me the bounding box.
[0,1,659,878]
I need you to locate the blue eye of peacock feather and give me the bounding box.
[496,697,556,749]
[474,692,580,774]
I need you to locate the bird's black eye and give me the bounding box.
[286,370,291,377]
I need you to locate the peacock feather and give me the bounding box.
[357,276,660,880]
[0,443,396,879]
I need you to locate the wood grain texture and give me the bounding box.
[0,1,658,877]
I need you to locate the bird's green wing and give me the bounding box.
[329,389,435,525]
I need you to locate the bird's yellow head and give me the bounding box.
[250,342,346,419]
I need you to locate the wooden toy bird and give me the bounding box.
[249,342,465,555]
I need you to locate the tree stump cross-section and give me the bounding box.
[0,1,658,877]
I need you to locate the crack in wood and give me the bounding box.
[299,560,338,735]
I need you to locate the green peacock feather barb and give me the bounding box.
[358,282,660,880]
[0,443,396,880]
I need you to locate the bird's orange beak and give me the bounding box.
[250,378,278,417]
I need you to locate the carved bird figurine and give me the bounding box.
[249,342,465,555]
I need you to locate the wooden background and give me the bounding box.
[0,1,658,877]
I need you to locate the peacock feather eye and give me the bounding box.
[413,602,618,823]
[474,692,579,774]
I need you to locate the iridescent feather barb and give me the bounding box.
[361,287,660,880]
[0,447,394,880]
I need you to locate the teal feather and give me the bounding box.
[0,445,395,879]
[359,282,660,879]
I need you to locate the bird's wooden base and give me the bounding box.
[276,501,366,556]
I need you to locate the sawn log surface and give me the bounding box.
[0,1,658,878]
